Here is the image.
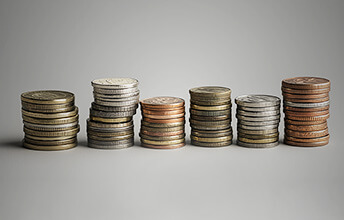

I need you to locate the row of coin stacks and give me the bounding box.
[20,77,330,150]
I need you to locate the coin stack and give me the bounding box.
[189,86,232,147]
[282,77,330,147]
[87,78,139,149]
[235,95,281,148]
[21,90,79,150]
[140,97,186,149]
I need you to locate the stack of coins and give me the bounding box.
[21,90,79,150]
[282,77,330,147]
[87,78,139,149]
[140,97,185,149]
[235,95,281,148]
[189,86,232,147]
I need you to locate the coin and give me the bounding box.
[284,139,329,147]
[141,142,185,149]
[24,137,77,146]
[238,105,280,112]
[141,120,185,128]
[139,133,185,141]
[284,105,329,112]
[91,102,138,112]
[23,121,78,131]
[140,138,185,146]
[190,135,232,143]
[189,86,231,97]
[190,109,231,116]
[87,134,134,141]
[237,140,279,148]
[190,119,231,126]
[140,129,184,137]
[283,96,329,103]
[282,77,330,90]
[21,90,74,104]
[92,78,138,89]
[238,132,279,139]
[191,124,230,131]
[87,128,133,136]
[237,119,280,126]
[190,104,231,111]
[93,87,139,95]
[235,95,281,107]
[284,100,330,108]
[22,114,79,125]
[142,112,185,120]
[284,110,329,117]
[238,127,278,135]
[90,108,136,118]
[140,97,185,109]
[88,138,134,146]
[23,142,77,151]
[191,140,232,147]
[88,141,134,149]
[93,91,140,99]
[90,116,132,123]
[144,117,185,124]
[284,134,330,143]
[25,134,77,141]
[284,119,327,126]
[94,95,140,102]
[24,126,80,137]
[190,114,230,121]
[191,128,232,138]
[140,125,184,132]
[285,122,327,131]
[87,119,133,128]
[285,114,330,121]
[282,87,330,94]
[94,99,138,107]
[236,114,280,122]
[282,92,329,99]
[190,99,231,106]
[22,102,75,113]
[236,109,280,117]
[237,124,279,130]
[238,136,279,144]
[141,108,185,115]
[22,107,78,119]
[285,128,328,138]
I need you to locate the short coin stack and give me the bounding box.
[87,78,139,149]
[21,90,79,150]
[282,77,330,147]
[235,95,281,148]
[189,86,232,147]
[140,97,185,149]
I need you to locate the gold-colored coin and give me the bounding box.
[24,137,77,146]
[189,86,231,97]
[139,133,185,141]
[191,140,232,147]
[237,127,278,135]
[23,141,77,151]
[25,134,76,141]
[189,119,231,126]
[190,135,232,143]
[22,114,79,125]
[22,102,75,113]
[23,121,78,131]
[90,116,132,123]
[87,134,134,141]
[22,107,78,119]
[238,132,279,139]
[21,90,74,105]
[140,138,185,146]
[238,136,279,144]
[140,125,184,132]
[191,104,231,111]
[190,99,231,106]
[191,124,231,131]
[191,128,232,138]
[24,125,80,137]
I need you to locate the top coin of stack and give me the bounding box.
[140,97,186,149]
[235,95,281,148]
[21,90,80,150]
[282,77,330,147]
[189,86,232,147]
[87,78,140,149]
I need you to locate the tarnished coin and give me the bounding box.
[88,138,134,146]
[92,78,138,89]
[142,112,185,120]
[282,86,330,94]
[87,119,133,129]
[190,109,231,116]
[284,110,329,117]
[190,104,231,111]
[88,141,134,149]
[93,91,140,99]
[189,86,231,97]
[190,119,231,127]
[282,77,330,90]
[284,119,327,126]
[93,87,139,95]
[284,100,330,108]
[284,139,329,147]
[24,126,80,137]
[141,120,185,128]
[237,109,280,117]
[140,97,185,109]
[23,141,77,151]
[21,102,75,113]
[284,134,330,143]
[140,129,184,137]
[87,134,134,141]
[283,96,329,103]
[190,99,231,106]
[87,128,133,137]
[24,137,77,146]
[190,114,230,121]
[238,127,278,135]
[238,132,279,139]
[284,105,329,112]
[90,116,132,123]
[141,138,185,146]
[25,134,77,141]
[140,125,184,132]
[285,114,330,121]
[238,136,279,144]
[191,128,232,138]
[285,122,327,131]
[141,142,185,149]
[190,135,232,143]
[22,107,78,119]
[91,102,138,112]
[237,119,279,126]
[237,124,279,130]
[237,140,279,148]
[23,121,78,131]
[94,98,138,107]
[238,105,280,112]
[142,108,185,115]
[191,124,230,131]
[143,117,185,124]
[90,108,136,118]
[21,90,74,104]
[191,140,232,147]
[282,92,329,99]
[235,95,280,107]
[22,114,79,125]
[139,133,185,141]
[285,128,328,138]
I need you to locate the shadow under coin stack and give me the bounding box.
[140,97,186,149]
[87,78,139,149]
[282,77,330,147]
[235,95,281,148]
[189,86,232,147]
[21,90,79,150]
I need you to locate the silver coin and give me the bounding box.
[190,124,231,131]
[87,124,134,133]
[87,118,133,128]
[190,109,231,117]
[238,105,280,112]
[237,123,279,130]
[236,114,280,122]
[90,108,136,118]
[237,140,279,148]
[93,87,139,95]
[91,78,138,89]
[238,127,278,135]
[94,95,140,102]
[91,102,138,112]
[235,95,281,107]
[236,109,280,117]
[88,137,134,145]
[23,121,78,129]
[141,120,185,128]
[237,119,280,126]
[94,99,139,107]
[283,101,330,108]
[93,91,140,99]
[88,141,134,149]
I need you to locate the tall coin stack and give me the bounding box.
[282,77,330,147]
[87,78,139,149]
[189,86,232,147]
[235,95,281,148]
[21,90,79,150]
[140,97,186,149]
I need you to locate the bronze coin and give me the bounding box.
[284,138,329,147]
[284,119,327,125]
[283,96,329,103]
[282,92,329,99]
[284,109,329,117]
[190,114,231,121]
[140,120,185,128]
[284,128,328,138]
[141,108,185,115]
[144,117,185,124]
[285,114,330,121]
[285,122,327,131]
[140,129,184,137]
[281,87,330,95]
[142,112,185,120]
[140,97,185,109]
[282,77,330,90]
[283,105,329,112]
[284,134,329,143]
[141,142,185,149]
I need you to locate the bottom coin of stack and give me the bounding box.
[235,95,281,148]
[21,90,79,151]
[282,77,330,147]
[140,97,185,149]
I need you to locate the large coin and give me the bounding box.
[190,99,231,106]
[90,116,132,123]
[139,133,185,141]
[283,100,330,108]
[284,109,329,117]
[238,132,279,139]
[236,109,280,117]
[190,109,231,116]
[88,138,134,145]
[87,134,133,141]
[141,108,185,115]
[284,105,329,112]
[282,77,330,90]
[191,128,232,138]
[22,114,79,125]
[22,107,78,119]
[235,95,280,107]
[23,121,78,131]
[90,108,136,118]
[285,114,330,121]
[140,129,184,137]
[92,78,138,89]
[283,96,329,103]
[143,117,185,124]
[141,143,185,149]
[140,125,184,132]
[285,122,327,131]
[23,142,77,151]
[191,140,231,147]
[87,119,133,129]
[24,126,80,137]
[21,90,74,105]
[25,134,76,141]
[140,97,185,109]
[94,95,140,102]
[190,119,231,126]
[189,86,231,97]
[91,102,138,112]
[284,119,327,126]
[191,124,231,131]
[87,128,133,137]
[282,92,329,99]
[237,140,279,148]
[140,138,185,146]
[190,114,231,121]
[88,141,134,149]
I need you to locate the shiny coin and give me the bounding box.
[285,114,330,121]
[190,109,231,116]
[189,86,231,97]
[141,142,185,149]
[139,133,185,141]
[93,87,139,94]
[87,134,133,141]
[237,119,279,126]
[24,137,77,146]
[22,107,78,119]
[237,140,279,148]
[23,121,78,131]
[284,101,330,108]
[285,128,328,138]
[282,86,330,94]
[191,124,230,131]
[23,142,77,151]
[141,120,185,128]
[142,112,185,120]
[190,135,232,143]
[91,102,138,112]
[92,78,138,89]
[140,97,185,109]
[238,136,279,144]
[238,105,280,112]
[238,127,278,135]
[284,139,329,147]
[90,108,136,118]
[94,99,138,107]
[87,129,133,137]
[284,134,330,143]
[22,114,79,125]
[87,119,133,129]
[237,124,279,130]
[25,134,76,141]
[190,104,231,111]
[284,109,329,117]
[236,109,280,117]
[141,108,185,115]
[93,95,140,102]
[93,91,139,99]
[141,138,185,146]
[21,90,74,105]
[90,116,132,123]
[282,77,330,90]
[24,126,80,137]
[191,140,231,147]
[235,95,281,107]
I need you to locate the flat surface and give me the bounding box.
[0,0,343,220]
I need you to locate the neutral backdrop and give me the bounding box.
[0,0,343,219]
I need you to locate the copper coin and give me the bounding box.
[282,92,329,99]
[284,119,327,125]
[141,142,185,149]
[140,97,185,109]
[282,77,330,90]
[142,112,185,119]
[284,128,328,138]
[283,96,329,103]
[284,105,329,112]
[140,129,184,137]
[284,134,329,143]
[284,109,329,117]
[284,139,329,147]
[141,108,184,115]
[285,114,330,121]
[190,114,231,121]
[282,87,330,94]
[144,117,185,124]
[285,122,327,131]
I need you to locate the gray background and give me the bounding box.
[0,0,343,219]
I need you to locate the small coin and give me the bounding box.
[142,112,185,120]
[22,107,78,119]
[91,102,138,112]
[140,138,185,146]
[284,128,328,138]
[93,87,139,95]
[190,104,231,111]
[23,141,77,151]
[282,77,330,90]
[140,97,185,109]
[22,114,79,125]
[238,136,279,144]
[284,134,330,143]
[190,114,231,121]
[140,125,184,132]
[189,86,231,97]
[237,123,279,130]
[87,134,133,141]
[24,137,77,146]
[141,108,185,115]
[282,92,329,99]
[284,119,327,126]
[141,120,185,128]
[143,117,185,124]
[237,119,279,126]
[139,133,185,141]
[93,91,139,99]
[140,129,184,137]
[283,96,329,103]
[94,99,139,107]
[190,109,231,116]
[190,135,232,143]
[285,122,327,131]
[141,142,185,149]
[237,140,279,148]
[23,121,78,131]
[284,110,329,117]
[190,99,231,106]
[238,105,280,112]
[90,116,132,123]
[88,141,134,149]
[236,109,280,117]
[24,126,80,137]
[21,102,75,113]
[284,139,329,147]
[283,101,330,108]
[25,134,76,141]
[190,119,231,127]
[88,138,134,146]
[92,78,139,89]
[87,119,133,129]
[238,132,279,139]
[21,90,74,105]
[90,108,136,118]
[235,95,280,107]
[284,105,329,112]
[238,127,278,135]
[282,86,330,94]
[285,114,330,121]
[191,140,232,147]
